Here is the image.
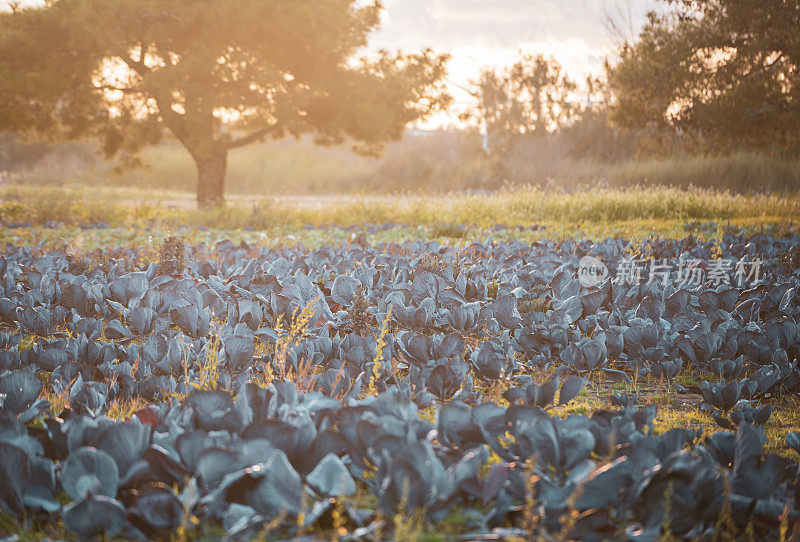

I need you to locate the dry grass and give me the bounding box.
[5,132,800,194]
[1,183,798,231]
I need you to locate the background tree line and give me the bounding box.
[1,0,798,203]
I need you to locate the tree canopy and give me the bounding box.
[609,0,800,154]
[0,0,449,206]
[461,54,577,156]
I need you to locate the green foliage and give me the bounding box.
[0,0,449,205]
[428,221,469,239]
[0,201,34,225]
[0,187,129,226]
[518,294,551,314]
[414,253,463,276]
[609,1,800,154]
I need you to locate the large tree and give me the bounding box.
[0,1,449,206]
[609,0,800,154]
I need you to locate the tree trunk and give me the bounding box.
[195,148,228,208]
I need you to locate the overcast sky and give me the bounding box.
[366,0,659,126]
[374,0,652,51]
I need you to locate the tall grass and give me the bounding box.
[1,183,798,229]
[4,137,376,194]
[5,132,800,194]
[585,152,800,192]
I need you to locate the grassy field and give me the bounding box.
[2,183,799,234]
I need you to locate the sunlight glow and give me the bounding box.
[5,0,655,130]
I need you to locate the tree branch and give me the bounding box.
[225,126,274,149]
[122,43,149,76]
[93,84,138,94]
[117,44,197,150]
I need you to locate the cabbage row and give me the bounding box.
[1,231,799,539]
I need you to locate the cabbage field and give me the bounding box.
[1,221,800,540]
